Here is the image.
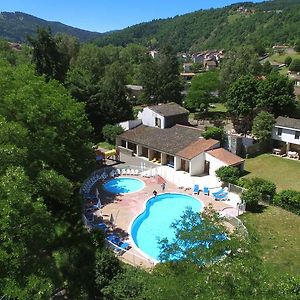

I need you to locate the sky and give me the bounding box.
[0,0,264,33]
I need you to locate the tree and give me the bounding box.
[257,73,296,117]
[220,46,262,94]
[215,166,241,184]
[0,167,56,298]
[252,111,275,141]
[202,126,225,143]
[284,56,292,66]
[184,71,220,113]
[262,61,273,75]
[226,75,259,133]
[140,45,183,104]
[102,124,124,145]
[0,62,94,181]
[28,27,68,82]
[289,59,300,72]
[159,205,235,264]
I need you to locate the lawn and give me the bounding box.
[209,102,228,113]
[244,154,300,192]
[97,141,115,150]
[241,205,300,276]
[269,52,300,64]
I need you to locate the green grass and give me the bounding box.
[269,52,300,64]
[279,66,288,75]
[97,141,115,150]
[244,154,300,192]
[209,103,228,113]
[241,206,300,275]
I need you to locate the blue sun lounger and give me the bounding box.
[193,184,200,194]
[106,234,130,254]
[203,187,209,195]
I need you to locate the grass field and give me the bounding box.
[97,141,115,150]
[241,205,300,276]
[244,154,300,192]
[209,103,228,113]
[269,52,300,64]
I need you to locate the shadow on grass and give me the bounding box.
[246,203,268,214]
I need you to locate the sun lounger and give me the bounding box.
[106,234,131,254]
[116,169,121,176]
[213,192,228,201]
[134,169,139,176]
[130,169,135,175]
[126,169,131,175]
[203,187,209,195]
[121,169,126,176]
[92,222,108,232]
[193,184,200,194]
[212,188,225,197]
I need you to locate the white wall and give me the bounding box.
[189,153,205,176]
[272,126,300,146]
[119,119,142,131]
[138,107,165,128]
[205,153,227,176]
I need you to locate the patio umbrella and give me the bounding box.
[109,213,114,226]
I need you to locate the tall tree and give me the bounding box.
[184,71,220,113]
[28,27,68,82]
[220,46,262,95]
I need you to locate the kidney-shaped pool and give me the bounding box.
[131,193,204,261]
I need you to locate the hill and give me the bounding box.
[94,0,300,51]
[0,11,102,43]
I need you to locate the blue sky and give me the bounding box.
[0,0,264,33]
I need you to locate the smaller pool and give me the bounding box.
[103,177,145,194]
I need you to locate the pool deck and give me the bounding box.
[93,175,234,269]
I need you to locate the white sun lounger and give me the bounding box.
[121,169,126,176]
[134,169,139,176]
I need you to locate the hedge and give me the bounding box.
[273,190,300,215]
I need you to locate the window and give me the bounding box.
[277,128,282,136]
[295,131,300,140]
[155,117,161,128]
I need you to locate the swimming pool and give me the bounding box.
[103,177,145,194]
[131,193,204,261]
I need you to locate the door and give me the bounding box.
[204,160,210,174]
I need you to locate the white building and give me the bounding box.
[117,103,244,176]
[272,116,300,154]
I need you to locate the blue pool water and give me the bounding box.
[131,193,203,261]
[103,177,145,194]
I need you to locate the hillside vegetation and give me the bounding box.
[0,11,102,42]
[94,0,300,51]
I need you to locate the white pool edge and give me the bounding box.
[103,177,145,195]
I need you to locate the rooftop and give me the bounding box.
[206,148,244,166]
[118,124,203,156]
[177,138,219,160]
[275,116,300,130]
[148,102,189,117]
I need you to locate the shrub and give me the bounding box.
[289,59,300,72]
[284,56,292,66]
[102,124,124,145]
[215,166,240,184]
[248,177,276,202]
[202,127,225,143]
[273,190,300,215]
[241,189,261,211]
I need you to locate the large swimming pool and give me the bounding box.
[103,177,145,194]
[131,193,204,261]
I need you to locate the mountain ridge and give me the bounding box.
[0,11,102,43]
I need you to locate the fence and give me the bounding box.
[224,214,248,237]
[228,183,246,195]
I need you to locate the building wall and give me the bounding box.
[204,153,228,176]
[138,107,165,128]
[189,153,205,176]
[119,119,142,131]
[272,127,300,146]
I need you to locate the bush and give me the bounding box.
[248,177,276,202]
[215,166,240,184]
[241,189,261,211]
[289,59,300,72]
[284,56,292,66]
[273,190,300,215]
[202,127,225,143]
[102,124,124,145]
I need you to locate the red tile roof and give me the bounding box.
[177,138,219,160]
[206,148,244,166]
